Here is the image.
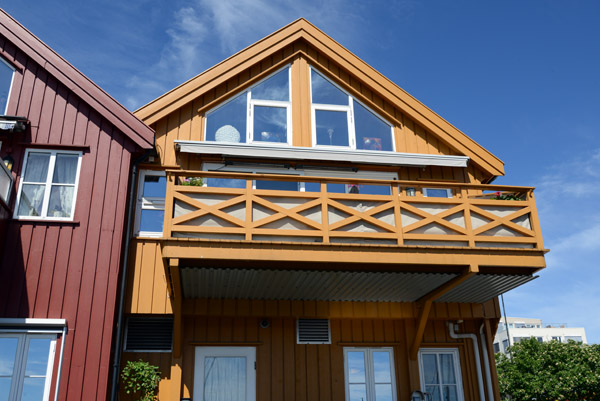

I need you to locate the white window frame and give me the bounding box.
[134,170,166,238]
[0,56,16,115]
[343,347,397,401]
[193,346,256,401]
[418,348,465,401]
[14,149,83,220]
[309,67,395,152]
[422,187,453,198]
[202,163,398,194]
[0,332,57,401]
[205,65,293,146]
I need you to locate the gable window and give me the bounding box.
[418,348,464,401]
[0,333,57,401]
[205,66,292,146]
[0,57,15,114]
[310,68,394,152]
[344,347,397,401]
[135,170,166,237]
[15,149,82,220]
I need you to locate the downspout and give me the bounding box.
[447,321,486,401]
[110,149,152,401]
[53,325,68,401]
[479,324,495,401]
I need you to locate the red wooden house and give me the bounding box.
[0,10,154,401]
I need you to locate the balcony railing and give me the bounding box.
[164,170,544,250]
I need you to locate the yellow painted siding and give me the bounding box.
[122,310,499,401]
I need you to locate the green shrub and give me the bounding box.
[496,338,600,400]
[121,360,161,401]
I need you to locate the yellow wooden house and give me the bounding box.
[119,19,546,401]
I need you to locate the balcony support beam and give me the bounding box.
[167,258,183,358]
[409,264,479,360]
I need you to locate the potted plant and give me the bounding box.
[121,360,161,401]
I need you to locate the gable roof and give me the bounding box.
[135,18,504,177]
[0,9,154,149]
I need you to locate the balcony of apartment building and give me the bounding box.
[129,162,548,307]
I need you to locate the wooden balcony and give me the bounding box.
[161,170,547,272]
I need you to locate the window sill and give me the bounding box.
[13,218,80,226]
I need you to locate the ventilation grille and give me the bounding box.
[125,316,173,351]
[297,319,330,344]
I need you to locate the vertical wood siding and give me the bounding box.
[0,38,138,401]
[122,310,498,401]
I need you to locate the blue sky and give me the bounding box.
[4,1,600,342]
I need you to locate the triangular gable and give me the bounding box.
[135,18,504,177]
[0,10,154,150]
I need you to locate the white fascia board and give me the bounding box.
[0,318,67,327]
[175,141,470,168]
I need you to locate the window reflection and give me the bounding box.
[206,94,247,143]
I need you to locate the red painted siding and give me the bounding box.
[0,30,140,401]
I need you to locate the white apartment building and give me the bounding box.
[493,317,587,354]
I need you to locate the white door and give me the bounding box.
[193,347,256,401]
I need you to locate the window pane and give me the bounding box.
[372,351,392,382]
[17,184,45,217]
[0,337,18,376]
[251,69,289,101]
[52,154,78,184]
[347,351,366,383]
[439,354,456,384]
[23,153,50,182]
[204,357,246,401]
[48,186,74,218]
[349,184,391,196]
[21,377,46,401]
[0,378,11,401]
[206,94,247,143]
[425,385,441,401]
[354,102,393,152]
[143,175,167,198]
[140,209,164,233]
[0,59,13,113]
[253,106,287,143]
[256,179,298,191]
[206,178,246,188]
[25,338,51,376]
[375,383,393,401]
[422,354,438,384]
[311,70,347,105]
[348,384,367,401]
[315,110,349,147]
[443,385,458,401]
[425,189,450,198]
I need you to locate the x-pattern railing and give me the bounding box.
[164,170,544,249]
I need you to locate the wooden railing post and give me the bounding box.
[392,183,404,245]
[320,182,330,244]
[245,178,253,241]
[527,190,545,249]
[461,187,476,247]
[163,172,175,238]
